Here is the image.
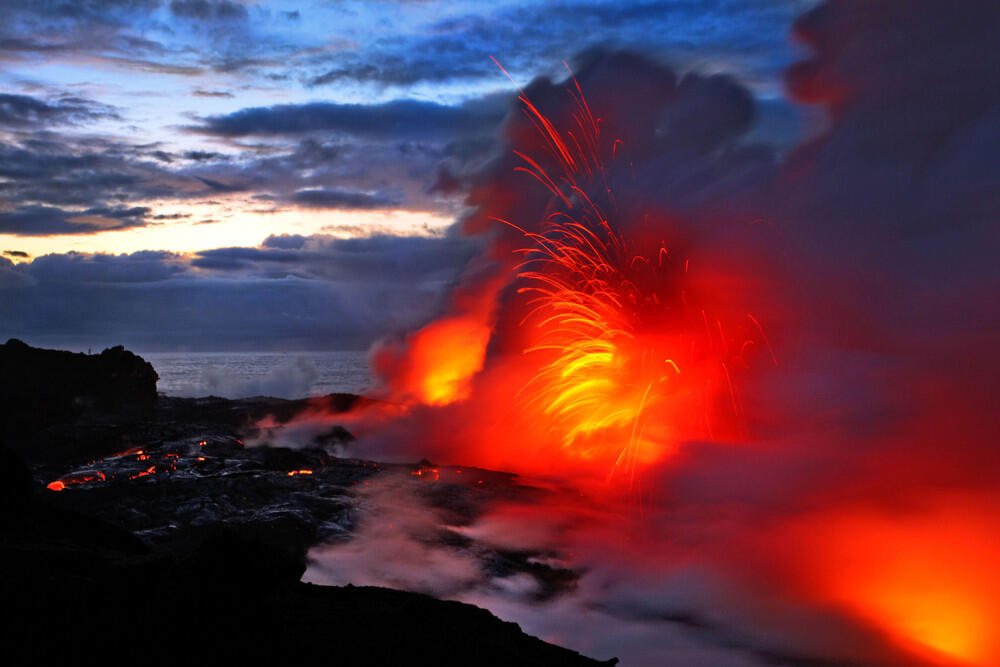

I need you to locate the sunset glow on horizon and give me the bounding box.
[0,206,455,262]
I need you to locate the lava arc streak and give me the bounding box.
[370,63,774,477]
[478,65,769,475]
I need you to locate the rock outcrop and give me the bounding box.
[0,340,614,666]
[0,339,158,462]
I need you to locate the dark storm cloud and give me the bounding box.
[0,233,478,350]
[291,188,401,210]
[262,233,306,249]
[169,0,248,21]
[0,205,151,236]
[0,115,478,219]
[0,1,166,65]
[175,97,508,211]
[192,89,234,98]
[0,0,268,78]
[307,58,485,88]
[182,150,228,161]
[0,134,207,213]
[3,250,29,258]
[25,249,188,283]
[188,98,506,140]
[191,233,479,283]
[0,93,119,128]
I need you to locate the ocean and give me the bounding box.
[143,351,374,399]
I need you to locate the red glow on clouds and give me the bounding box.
[772,497,1000,667]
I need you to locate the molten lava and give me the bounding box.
[388,62,772,477]
[46,470,106,491]
[405,316,492,406]
[782,498,1000,667]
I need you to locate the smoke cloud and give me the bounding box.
[275,2,1000,665]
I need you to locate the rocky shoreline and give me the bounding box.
[0,339,614,666]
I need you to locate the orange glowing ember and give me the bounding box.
[46,470,106,490]
[287,469,314,476]
[410,467,441,481]
[130,465,156,480]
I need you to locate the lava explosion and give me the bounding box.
[373,63,772,479]
[283,5,1000,666]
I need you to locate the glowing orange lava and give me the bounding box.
[487,62,767,475]
[129,465,156,480]
[409,316,492,405]
[369,62,772,479]
[287,469,314,476]
[782,498,1000,666]
[45,470,106,491]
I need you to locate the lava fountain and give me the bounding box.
[370,61,774,481]
[305,16,1000,666]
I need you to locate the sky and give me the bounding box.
[0,0,818,351]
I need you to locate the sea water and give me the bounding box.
[143,351,373,399]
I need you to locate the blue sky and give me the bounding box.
[0,0,818,349]
[0,1,814,245]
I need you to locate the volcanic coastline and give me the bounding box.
[0,339,614,666]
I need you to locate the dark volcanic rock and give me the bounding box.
[0,340,370,468]
[2,341,613,666]
[1,446,612,667]
[0,337,157,420]
[0,339,158,464]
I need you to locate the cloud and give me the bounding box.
[188,98,507,141]
[0,134,210,211]
[169,0,248,21]
[287,13,1000,665]
[192,89,234,98]
[291,188,401,210]
[0,205,151,236]
[175,99,509,212]
[190,233,479,283]
[261,233,307,250]
[303,0,809,93]
[24,250,188,283]
[0,93,119,128]
[0,233,478,350]
[0,116,483,219]
[0,1,165,66]
[0,256,35,289]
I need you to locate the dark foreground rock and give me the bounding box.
[0,337,157,426]
[0,341,612,666]
[1,468,609,665]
